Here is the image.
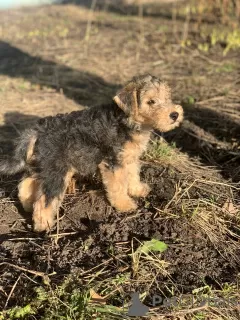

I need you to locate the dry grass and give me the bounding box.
[146,138,223,180]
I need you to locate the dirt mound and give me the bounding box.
[1,164,239,310]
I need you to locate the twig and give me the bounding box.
[195,96,225,105]
[55,207,60,245]
[172,2,178,42]
[136,0,144,63]
[0,262,50,285]
[48,231,79,238]
[181,4,191,44]
[7,237,43,241]
[4,274,21,309]
[196,52,223,65]
[196,179,240,190]
[84,0,97,53]
[183,46,223,65]
[150,303,208,316]
[80,258,113,276]
[164,182,182,210]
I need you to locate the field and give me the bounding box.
[0,1,240,319]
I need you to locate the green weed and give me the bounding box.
[210,28,240,55]
[198,43,209,52]
[146,139,176,162]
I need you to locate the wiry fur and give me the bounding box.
[0,74,183,232]
[0,129,36,175]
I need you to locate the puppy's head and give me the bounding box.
[114,74,183,132]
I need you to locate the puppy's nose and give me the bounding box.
[170,112,179,121]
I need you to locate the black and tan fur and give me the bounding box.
[0,75,183,232]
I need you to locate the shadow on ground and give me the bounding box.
[165,101,240,180]
[0,41,117,106]
[59,0,220,24]
[0,41,239,182]
[0,112,40,153]
[60,0,176,17]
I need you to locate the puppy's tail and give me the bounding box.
[0,157,25,175]
[0,129,37,175]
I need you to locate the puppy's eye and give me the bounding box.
[148,99,155,105]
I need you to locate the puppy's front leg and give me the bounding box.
[126,161,150,198]
[18,176,39,212]
[33,195,57,232]
[99,162,137,212]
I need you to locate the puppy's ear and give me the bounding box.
[114,74,154,115]
[113,82,139,116]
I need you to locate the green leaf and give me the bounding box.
[140,239,168,254]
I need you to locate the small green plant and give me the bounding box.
[198,43,209,52]
[210,28,226,46]
[210,28,240,55]
[131,238,168,277]
[185,95,195,105]
[8,305,35,319]
[139,239,168,254]
[180,39,192,47]
[193,312,206,320]
[2,280,126,320]
[224,28,240,55]
[146,140,176,162]
[28,26,69,39]
[216,62,236,72]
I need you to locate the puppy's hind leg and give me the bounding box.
[33,194,60,232]
[18,176,39,212]
[33,169,75,232]
[66,177,77,194]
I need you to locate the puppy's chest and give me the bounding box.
[118,131,151,165]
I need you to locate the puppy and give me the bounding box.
[0,74,183,231]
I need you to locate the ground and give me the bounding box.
[0,2,240,319]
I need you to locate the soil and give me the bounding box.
[0,165,239,310]
[0,1,239,316]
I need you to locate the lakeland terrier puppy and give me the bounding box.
[0,74,183,232]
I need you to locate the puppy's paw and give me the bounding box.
[113,197,137,212]
[33,212,54,232]
[33,199,55,232]
[33,219,53,232]
[128,182,151,198]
